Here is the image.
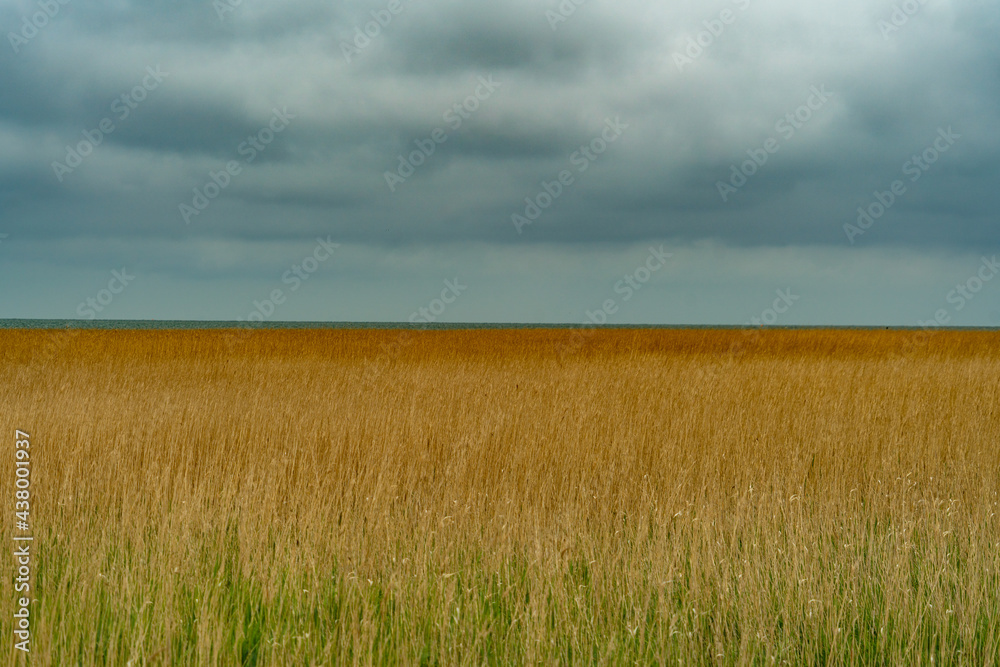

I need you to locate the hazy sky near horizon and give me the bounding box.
[1,0,998,324]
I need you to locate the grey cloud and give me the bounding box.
[1,0,998,254]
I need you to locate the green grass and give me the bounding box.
[9,509,998,665]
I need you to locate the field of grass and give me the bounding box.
[2,327,999,665]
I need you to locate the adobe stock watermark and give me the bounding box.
[214,0,246,21]
[898,255,999,358]
[51,66,169,182]
[746,288,799,326]
[878,0,932,39]
[238,237,340,322]
[728,288,801,357]
[8,0,71,54]
[385,75,502,192]
[180,107,295,224]
[340,0,410,63]
[357,277,470,390]
[844,126,959,244]
[13,429,33,654]
[511,117,629,234]
[673,0,752,72]
[918,256,1000,327]
[546,0,591,31]
[76,268,135,319]
[557,246,673,358]
[717,85,833,202]
[409,278,468,324]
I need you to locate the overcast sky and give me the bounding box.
[1,0,998,324]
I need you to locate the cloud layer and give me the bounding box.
[1,0,998,322]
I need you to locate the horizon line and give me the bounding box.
[2,319,999,332]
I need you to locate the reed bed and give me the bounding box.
[1,328,998,665]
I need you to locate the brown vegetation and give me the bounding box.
[2,328,998,664]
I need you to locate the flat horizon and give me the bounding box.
[3,318,1000,331]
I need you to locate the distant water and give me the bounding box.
[1,320,997,331]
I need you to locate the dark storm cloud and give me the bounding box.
[365,0,656,76]
[41,0,346,43]
[1,0,998,253]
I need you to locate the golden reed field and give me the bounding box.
[2,327,999,665]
